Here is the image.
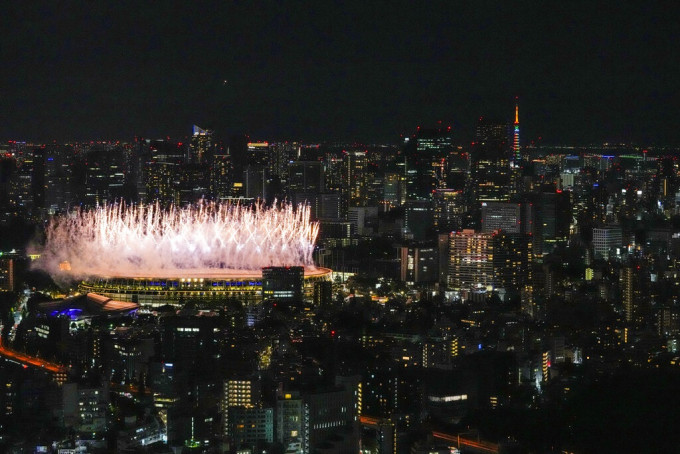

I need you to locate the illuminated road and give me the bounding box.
[432,431,499,453]
[359,416,499,453]
[0,336,67,374]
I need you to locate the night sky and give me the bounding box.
[2,1,679,144]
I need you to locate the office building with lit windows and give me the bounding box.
[472,117,512,203]
[343,150,368,211]
[222,377,271,446]
[448,229,531,293]
[481,202,523,234]
[262,266,305,302]
[400,244,438,284]
[593,225,623,260]
[227,407,274,448]
[448,230,495,290]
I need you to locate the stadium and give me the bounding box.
[78,267,332,307]
[36,201,331,308]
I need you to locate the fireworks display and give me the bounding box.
[35,201,320,278]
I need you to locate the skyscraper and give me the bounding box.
[472,117,511,203]
[620,265,635,323]
[481,202,531,234]
[83,145,128,207]
[492,231,533,292]
[222,377,259,436]
[269,142,299,181]
[189,125,213,164]
[400,244,438,283]
[448,229,495,290]
[288,161,325,194]
[592,226,623,260]
[405,125,455,199]
[343,150,367,210]
[433,189,465,233]
[210,145,231,201]
[143,140,184,206]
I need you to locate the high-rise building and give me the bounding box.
[532,190,571,256]
[227,407,274,448]
[159,316,222,372]
[277,391,304,452]
[404,200,434,240]
[62,382,110,434]
[313,280,333,306]
[223,378,258,409]
[348,206,379,237]
[512,100,521,164]
[0,253,18,292]
[592,226,623,260]
[382,172,404,210]
[438,233,450,285]
[189,125,213,164]
[246,142,270,167]
[343,150,367,210]
[178,163,210,205]
[243,165,267,200]
[143,140,184,205]
[400,244,438,283]
[657,305,679,337]
[43,144,76,213]
[319,193,343,220]
[492,231,533,291]
[269,142,299,180]
[276,383,359,454]
[365,172,385,207]
[448,230,495,290]
[472,117,511,203]
[433,189,465,233]
[83,145,129,207]
[223,377,260,437]
[262,266,304,302]
[288,161,325,195]
[210,145,231,201]
[481,202,525,234]
[305,387,358,452]
[361,364,399,419]
[447,228,531,292]
[445,149,469,191]
[475,118,509,148]
[0,155,15,207]
[323,153,344,194]
[620,264,647,324]
[404,125,455,199]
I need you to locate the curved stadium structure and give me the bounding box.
[36,201,331,307]
[78,267,332,307]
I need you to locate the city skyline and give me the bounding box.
[2,2,679,144]
[5,2,680,452]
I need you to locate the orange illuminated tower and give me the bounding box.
[513,98,521,164]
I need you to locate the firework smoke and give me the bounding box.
[34,201,319,278]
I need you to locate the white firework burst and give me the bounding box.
[35,201,319,278]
